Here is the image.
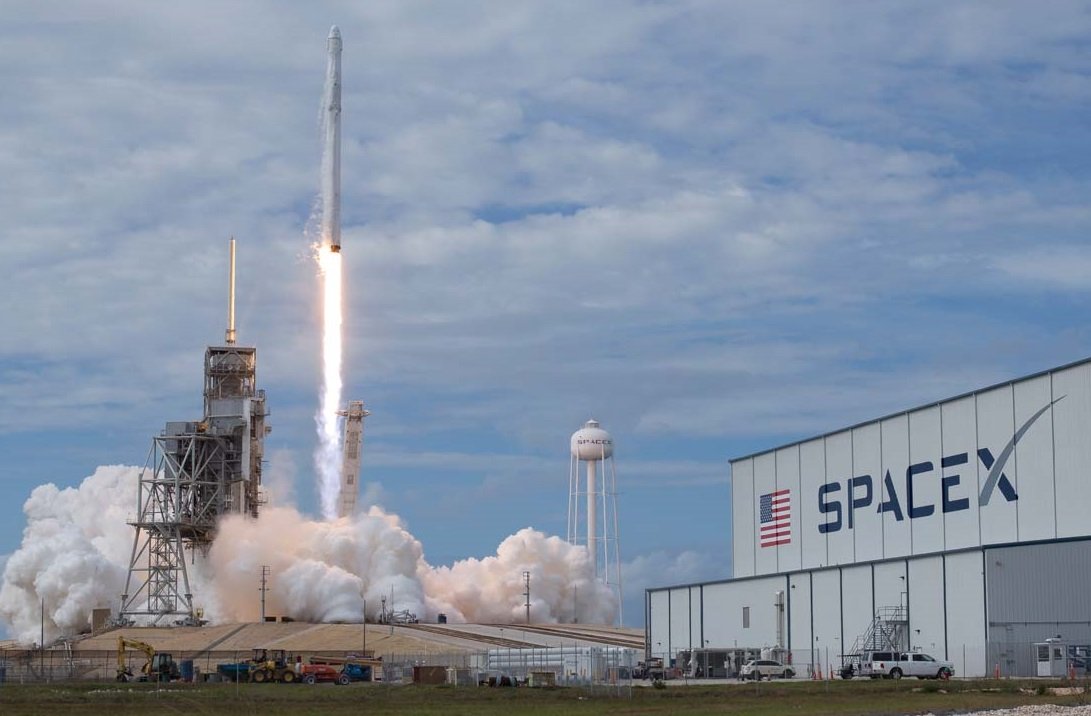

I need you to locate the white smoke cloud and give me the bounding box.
[0,466,617,643]
[199,505,428,623]
[261,448,300,507]
[0,466,135,643]
[423,528,617,624]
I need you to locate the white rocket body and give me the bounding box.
[322,26,342,252]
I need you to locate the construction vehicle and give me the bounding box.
[298,662,373,685]
[307,654,379,682]
[299,663,349,685]
[215,662,251,681]
[305,659,373,681]
[247,648,298,683]
[116,636,180,682]
[634,656,666,681]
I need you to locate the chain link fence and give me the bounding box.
[1,644,638,692]
[663,642,1091,680]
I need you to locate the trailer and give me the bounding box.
[299,662,372,685]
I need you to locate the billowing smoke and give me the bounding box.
[0,466,616,643]
[424,530,617,625]
[197,505,428,623]
[0,466,134,642]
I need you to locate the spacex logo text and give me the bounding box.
[816,397,1062,535]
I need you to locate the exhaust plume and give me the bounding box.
[314,245,343,520]
[0,465,617,643]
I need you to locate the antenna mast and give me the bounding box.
[226,238,237,345]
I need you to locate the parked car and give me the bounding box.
[740,659,795,680]
[860,651,954,680]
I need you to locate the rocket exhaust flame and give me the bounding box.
[316,246,343,520]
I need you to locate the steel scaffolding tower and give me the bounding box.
[119,240,268,624]
[337,400,370,519]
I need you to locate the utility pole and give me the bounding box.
[40,597,45,681]
[523,571,531,625]
[361,595,367,657]
[259,565,270,622]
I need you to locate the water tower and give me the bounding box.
[568,419,622,622]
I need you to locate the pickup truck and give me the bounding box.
[860,651,954,680]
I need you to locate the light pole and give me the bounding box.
[40,597,44,681]
[900,575,909,650]
[362,594,367,657]
[523,571,531,625]
[259,565,270,622]
[814,636,819,679]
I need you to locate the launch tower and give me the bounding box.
[119,239,268,624]
[336,400,370,518]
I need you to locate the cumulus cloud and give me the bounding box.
[992,246,1091,291]
[5,2,1090,440]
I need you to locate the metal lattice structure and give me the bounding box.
[119,241,268,624]
[337,400,370,518]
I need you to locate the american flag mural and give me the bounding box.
[759,488,791,547]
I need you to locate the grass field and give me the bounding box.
[0,678,1088,715]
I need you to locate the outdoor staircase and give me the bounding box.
[845,606,908,666]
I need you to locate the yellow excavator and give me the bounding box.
[116,636,180,682]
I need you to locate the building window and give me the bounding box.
[743,606,750,628]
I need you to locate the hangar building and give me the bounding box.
[646,357,1091,678]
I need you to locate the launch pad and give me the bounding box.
[117,25,367,626]
[119,240,269,624]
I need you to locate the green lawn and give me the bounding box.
[0,678,1088,715]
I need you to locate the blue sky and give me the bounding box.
[2,1,1091,630]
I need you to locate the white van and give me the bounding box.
[859,651,954,680]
